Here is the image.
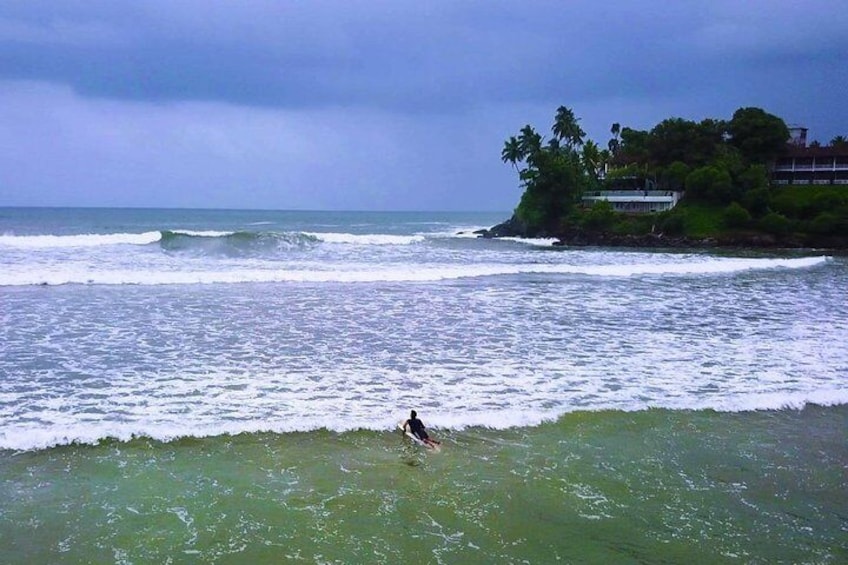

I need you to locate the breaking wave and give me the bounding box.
[0,255,830,286]
[2,389,846,451]
[0,231,163,248]
[0,228,428,252]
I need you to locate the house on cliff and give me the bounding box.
[771,126,848,186]
[582,175,682,213]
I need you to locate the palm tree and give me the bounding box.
[518,125,543,156]
[552,106,585,148]
[611,122,621,137]
[608,122,621,155]
[501,136,523,170]
[830,135,847,147]
[581,140,602,180]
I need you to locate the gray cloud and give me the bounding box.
[0,1,846,210]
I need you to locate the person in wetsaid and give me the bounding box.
[402,410,440,447]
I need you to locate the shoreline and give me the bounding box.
[477,216,848,251]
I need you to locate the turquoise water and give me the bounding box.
[1,208,846,562]
[2,409,846,563]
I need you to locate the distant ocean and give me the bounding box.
[1,207,846,563]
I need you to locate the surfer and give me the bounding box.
[402,410,440,448]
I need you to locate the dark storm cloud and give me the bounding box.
[0,1,846,210]
[3,1,841,113]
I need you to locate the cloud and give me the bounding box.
[0,80,521,210]
[0,1,846,210]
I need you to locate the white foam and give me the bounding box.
[501,236,559,247]
[169,230,236,237]
[0,231,162,248]
[304,232,426,245]
[1,389,846,451]
[0,256,830,286]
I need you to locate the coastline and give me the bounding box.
[477,215,848,251]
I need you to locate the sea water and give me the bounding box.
[0,207,846,563]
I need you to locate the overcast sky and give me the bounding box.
[1,1,846,211]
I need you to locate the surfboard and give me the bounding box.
[398,421,441,451]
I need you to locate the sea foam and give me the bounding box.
[2,390,846,451]
[0,231,163,248]
[0,256,830,286]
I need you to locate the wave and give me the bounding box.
[2,388,846,452]
[159,229,318,255]
[501,236,559,247]
[303,232,425,245]
[0,231,162,248]
[0,229,428,251]
[0,255,830,286]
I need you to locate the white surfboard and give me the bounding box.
[398,421,441,451]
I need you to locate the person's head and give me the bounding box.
[410,410,417,419]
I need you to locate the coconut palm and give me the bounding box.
[501,136,523,170]
[552,106,585,148]
[608,122,621,155]
[518,125,543,156]
[581,140,602,180]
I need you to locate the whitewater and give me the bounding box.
[1,208,846,452]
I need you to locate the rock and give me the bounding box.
[477,215,527,238]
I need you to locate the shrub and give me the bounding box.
[581,200,616,231]
[685,166,735,204]
[809,212,841,235]
[659,211,686,235]
[759,212,792,235]
[723,202,751,228]
[741,187,771,217]
[811,191,847,216]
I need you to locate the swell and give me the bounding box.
[0,229,427,251]
[0,255,831,286]
[159,229,318,255]
[3,390,846,452]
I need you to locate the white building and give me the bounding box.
[582,190,682,213]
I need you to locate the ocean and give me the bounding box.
[1,207,846,563]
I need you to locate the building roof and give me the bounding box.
[781,144,848,158]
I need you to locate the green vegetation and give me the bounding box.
[500,106,592,234]
[500,106,848,246]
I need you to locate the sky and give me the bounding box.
[0,1,846,212]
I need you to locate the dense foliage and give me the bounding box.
[501,105,848,245]
[500,107,594,235]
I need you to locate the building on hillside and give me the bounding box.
[771,147,848,185]
[788,125,808,147]
[582,175,683,213]
[771,132,848,186]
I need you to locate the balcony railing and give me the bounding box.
[772,160,848,171]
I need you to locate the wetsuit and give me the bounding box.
[407,417,429,440]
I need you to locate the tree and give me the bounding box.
[685,166,734,203]
[518,125,542,156]
[581,140,603,181]
[618,127,650,163]
[830,135,848,148]
[552,106,585,149]
[608,123,621,155]
[644,118,726,168]
[727,107,789,163]
[504,107,593,236]
[660,161,690,190]
[501,136,523,170]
